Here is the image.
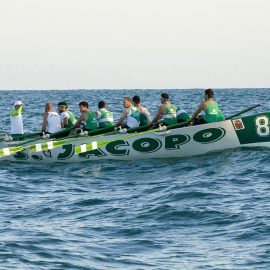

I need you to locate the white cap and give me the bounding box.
[14,101,23,106]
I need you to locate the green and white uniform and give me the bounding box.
[10,107,23,134]
[84,111,99,130]
[126,106,140,128]
[202,100,224,123]
[96,108,114,128]
[60,111,77,128]
[138,106,152,126]
[176,106,190,123]
[161,104,177,125]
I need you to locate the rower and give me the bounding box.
[176,106,190,123]
[116,97,140,128]
[191,88,225,124]
[41,103,62,133]
[10,100,24,135]
[150,93,177,126]
[73,101,99,131]
[96,101,114,128]
[57,102,77,128]
[132,95,152,126]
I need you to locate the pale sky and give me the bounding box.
[0,0,269,89]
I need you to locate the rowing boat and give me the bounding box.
[0,110,269,163]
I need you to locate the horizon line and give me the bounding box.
[0,87,270,91]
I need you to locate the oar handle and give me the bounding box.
[225,104,261,120]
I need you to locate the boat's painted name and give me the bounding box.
[11,127,226,161]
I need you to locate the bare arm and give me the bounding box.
[150,106,165,125]
[191,102,207,120]
[41,112,48,132]
[73,113,85,128]
[62,117,68,128]
[116,108,129,126]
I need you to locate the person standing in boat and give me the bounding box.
[150,93,177,126]
[10,100,24,135]
[96,101,114,128]
[191,88,225,124]
[41,103,62,133]
[57,102,77,129]
[73,101,99,131]
[132,95,152,126]
[116,97,140,128]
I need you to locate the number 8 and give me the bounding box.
[255,116,270,137]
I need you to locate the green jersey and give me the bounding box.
[176,106,190,122]
[203,100,224,123]
[97,108,114,128]
[84,112,99,130]
[126,107,140,128]
[162,104,177,125]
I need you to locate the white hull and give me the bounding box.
[2,112,270,163]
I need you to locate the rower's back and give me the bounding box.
[96,101,114,128]
[47,112,62,133]
[132,95,152,126]
[84,111,99,131]
[176,106,190,123]
[203,99,224,123]
[202,89,225,123]
[161,103,177,125]
[126,106,140,128]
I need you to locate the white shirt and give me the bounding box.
[126,108,140,128]
[47,112,62,133]
[10,114,23,134]
[59,111,70,126]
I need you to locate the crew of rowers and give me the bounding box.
[9,89,224,135]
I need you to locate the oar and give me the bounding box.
[0,121,190,158]
[27,120,192,154]
[0,127,73,158]
[75,127,162,154]
[75,120,191,155]
[225,104,260,120]
[26,125,149,153]
[0,132,41,142]
[0,126,119,157]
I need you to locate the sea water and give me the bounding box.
[0,89,269,269]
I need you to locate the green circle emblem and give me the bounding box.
[193,128,226,144]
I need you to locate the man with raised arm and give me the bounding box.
[41,103,62,133]
[132,95,152,126]
[116,97,140,128]
[10,101,24,135]
[191,88,225,124]
[73,101,99,131]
